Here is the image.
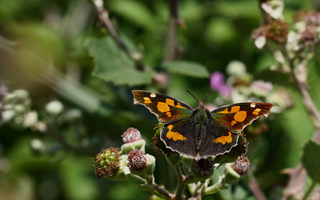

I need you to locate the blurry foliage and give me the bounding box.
[0,0,320,199]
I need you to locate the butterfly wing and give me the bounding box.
[160,119,197,158]
[132,90,193,123]
[198,123,238,159]
[211,102,273,133]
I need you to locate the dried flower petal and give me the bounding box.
[266,20,289,43]
[300,26,319,46]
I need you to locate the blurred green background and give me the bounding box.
[0,0,320,199]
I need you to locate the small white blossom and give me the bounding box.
[255,36,266,49]
[226,60,247,77]
[23,111,38,127]
[45,100,64,115]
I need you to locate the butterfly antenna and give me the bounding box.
[187,90,199,103]
[204,91,211,103]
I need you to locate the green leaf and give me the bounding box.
[302,140,320,183]
[205,18,236,43]
[86,36,154,86]
[162,61,209,78]
[108,1,156,31]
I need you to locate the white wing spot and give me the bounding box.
[150,93,156,98]
[250,103,256,108]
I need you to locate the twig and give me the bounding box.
[163,0,180,61]
[91,0,145,70]
[282,48,320,128]
[249,178,267,200]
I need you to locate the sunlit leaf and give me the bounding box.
[162,61,209,78]
[86,36,154,86]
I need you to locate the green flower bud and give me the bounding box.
[109,155,129,181]
[121,139,146,154]
[223,163,241,185]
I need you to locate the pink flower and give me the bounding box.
[210,72,232,98]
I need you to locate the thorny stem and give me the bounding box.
[163,0,180,62]
[91,0,145,70]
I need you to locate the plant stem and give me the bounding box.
[249,178,267,200]
[282,48,320,128]
[302,179,316,200]
[174,164,185,200]
[91,0,145,70]
[163,0,180,62]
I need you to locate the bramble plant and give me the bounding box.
[1,0,320,199]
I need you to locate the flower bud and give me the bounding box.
[230,156,250,175]
[128,150,155,178]
[128,149,147,172]
[93,147,121,179]
[224,163,241,185]
[191,158,214,181]
[122,127,141,143]
[121,128,145,154]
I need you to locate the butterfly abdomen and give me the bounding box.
[194,107,211,150]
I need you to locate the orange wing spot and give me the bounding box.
[230,106,240,113]
[143,97,152,104]
[218,108,230,114]
[165,98,187,109]
[214,131,233,145]
[231,120,237,126]
[165,98,175,106]
[166,124,186,141]
[252,108,261,115]
[157,102,170,112]
[234,111,247,122]
[176,102,186,109]
[166,112,172,117]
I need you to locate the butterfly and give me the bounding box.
[132,90,273,160]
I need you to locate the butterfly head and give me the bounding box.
[187,90,211,109]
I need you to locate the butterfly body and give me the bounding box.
[132,90,273,160]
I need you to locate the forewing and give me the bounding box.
[198,123,238,159]
[160,119,197,158]
[211,102,273,133]
[132,90,193,123]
